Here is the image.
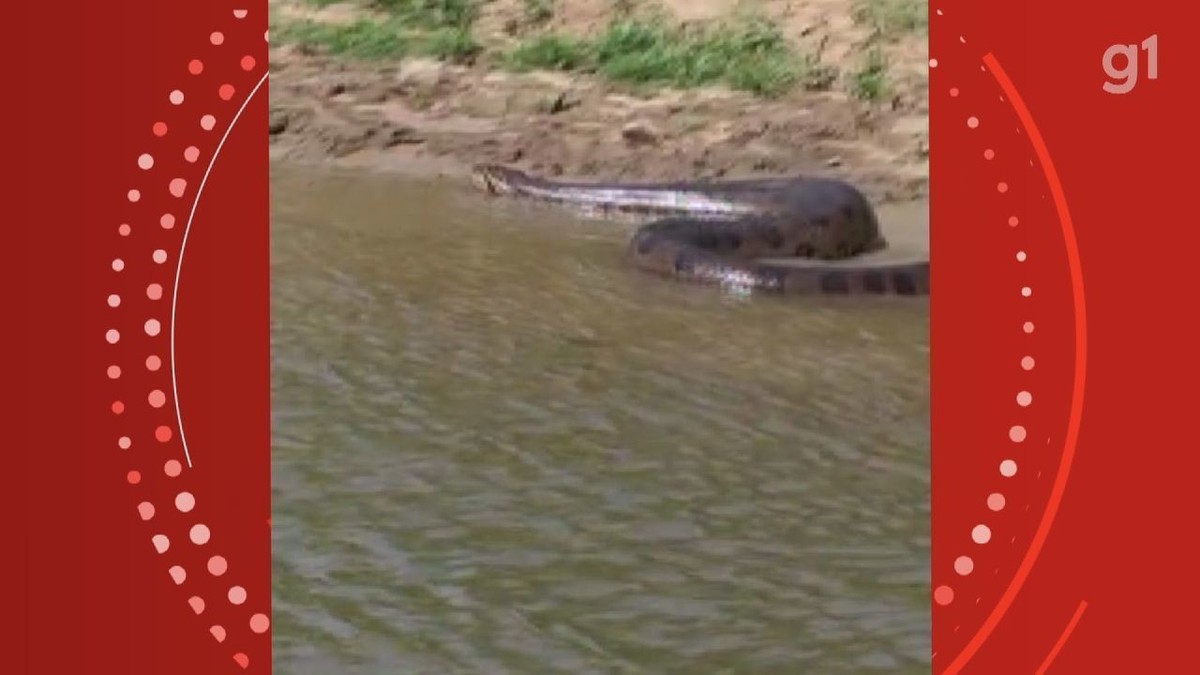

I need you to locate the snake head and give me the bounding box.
[468,162,535,194]
[470,164,528,195]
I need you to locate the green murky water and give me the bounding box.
[270,164,931,674]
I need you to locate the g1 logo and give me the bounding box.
[1102,34,1158,95]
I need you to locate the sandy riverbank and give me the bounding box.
[268,0,929,204]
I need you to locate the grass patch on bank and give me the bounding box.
[504,17,827,97]
[849,48,888,101]
[846,0,926,101]
[421,27,482,61]
[275,2,832,97]
[274,18,482,62]
[506,34,591,71]
[273,19,480,62]
[276,0,480,61]
[274,18,410,59]
[852,0,928,38]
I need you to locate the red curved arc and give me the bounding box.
[1034,600,1088,675]
[940,54,1089,674]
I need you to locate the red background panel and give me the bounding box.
[7,1,1200,673]
[931,2,1200,673]
[8,3,270,673]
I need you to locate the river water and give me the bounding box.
[270,164,931,674]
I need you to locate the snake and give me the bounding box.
[471,164,929,296]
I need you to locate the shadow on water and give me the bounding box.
[271,164,931,674]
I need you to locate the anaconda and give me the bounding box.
[471,164,929,296]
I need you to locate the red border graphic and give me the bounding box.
[10,3,270,673]
[932,2,1200,673]
[937,49,1088,673]
[10,1,1200,673]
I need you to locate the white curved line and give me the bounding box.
[171,71,270,469]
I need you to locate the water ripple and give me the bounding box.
[271,166,930,674]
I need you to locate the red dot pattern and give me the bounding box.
[930,6,1080,672]
[105,7,268,671]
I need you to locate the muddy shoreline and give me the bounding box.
[267,2,929,205]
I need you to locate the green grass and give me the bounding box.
[850,48,888,101]
[275,3,837,97]
[852,0,928,38]
[504,17,823,97]
[274,18,410,59]
[847,0,926,101]
[273,0,482,63]
[505,34,592,71]
[421,27,481,62]
[273,17,481,62]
